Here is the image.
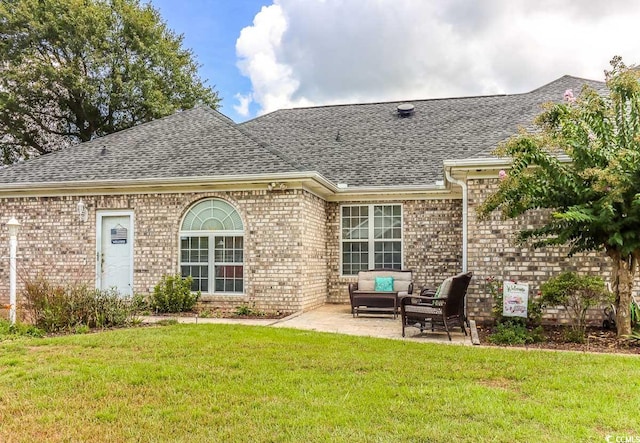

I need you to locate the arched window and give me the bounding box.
[180,199,244,294]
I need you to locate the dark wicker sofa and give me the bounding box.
[348,269,414,318]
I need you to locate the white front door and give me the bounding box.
[97,211,134,296]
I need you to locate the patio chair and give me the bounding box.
[400,272,472,341]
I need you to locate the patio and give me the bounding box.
[144,303,474,345]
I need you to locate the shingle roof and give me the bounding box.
[0,75,607,188]
[241,75,607,187]
[0,106,302,184]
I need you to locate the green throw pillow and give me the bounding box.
[374,276,394,291]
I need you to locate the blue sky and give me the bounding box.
[149,0,268,121]
[149,1,640,123]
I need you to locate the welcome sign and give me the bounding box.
[502,281,529,318]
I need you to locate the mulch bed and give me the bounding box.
[476,325,640,355]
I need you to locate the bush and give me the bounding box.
[488,321,544,345]
[130,293,149,313]
[150,274,200,313]
[540,272,612,342]
[22,277,136,332]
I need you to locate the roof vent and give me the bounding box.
[397,103,415,117]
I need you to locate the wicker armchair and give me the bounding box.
[400,272,472,340]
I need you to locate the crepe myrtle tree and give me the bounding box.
[0,0,219,163]
[478,56,640,337]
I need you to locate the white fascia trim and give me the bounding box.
[0,171,333,192]
[443,153,571,169]
[0,170,450,198]
[443,157,512,169]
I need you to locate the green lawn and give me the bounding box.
[0,324,638,442]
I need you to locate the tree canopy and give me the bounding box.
[478,56,640,336]
[0,0,220,163]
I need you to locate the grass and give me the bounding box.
[0,324,638,442]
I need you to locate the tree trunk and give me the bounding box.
[608,250,635,337]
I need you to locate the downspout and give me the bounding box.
[445,169,467,273]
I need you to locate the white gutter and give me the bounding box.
[0,171,337,192]
[443,157,511,168]
[0,169,447,196]
[443,153,571,169]
[445,169,467,272]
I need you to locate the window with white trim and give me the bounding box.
[341,204,402,275]
[180,199,244,294]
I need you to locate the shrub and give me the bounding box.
[150,274,200,313]
[488,321,544,345]
[540,272,612,343]
[22,277,137,332]
[130,293,149,313]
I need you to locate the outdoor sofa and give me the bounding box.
[348,269,414,318]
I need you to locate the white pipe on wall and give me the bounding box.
[445,170,467,273]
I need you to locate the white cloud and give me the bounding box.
[233,93,252,117]
[235,0,640,117]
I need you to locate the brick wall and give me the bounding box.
[1,178,623,323]
[0,189,329,316]
[299,192,328,310]
[326,199,463,303]
[466,177,612,324]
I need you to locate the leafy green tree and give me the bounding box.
[478,56,640,337]
[0,0,219,163]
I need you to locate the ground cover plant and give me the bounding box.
[0,319,44,339]
[0,325,638,442]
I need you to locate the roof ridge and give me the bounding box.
[242,93,514,122]
[242,75,608,123]
[527,74,605,94]
[202,106,309,172]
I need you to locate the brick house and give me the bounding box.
[0,75,613,321]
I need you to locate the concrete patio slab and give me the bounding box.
[143,304,473,345]
[272,304,472,345]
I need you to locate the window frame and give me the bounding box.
[340,203,403,276]
[179,199,245,296]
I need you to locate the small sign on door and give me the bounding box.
[110,225,128,244]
